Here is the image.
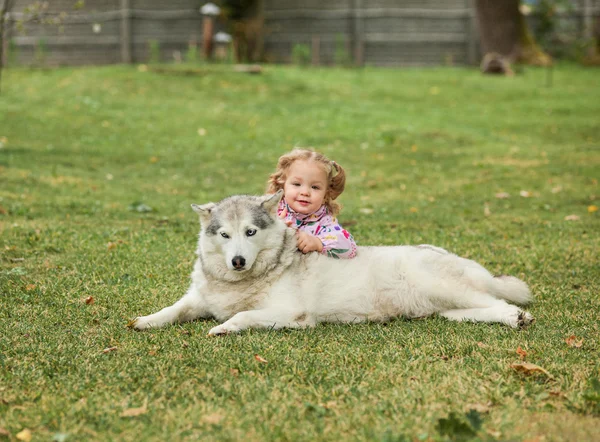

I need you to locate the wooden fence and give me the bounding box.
[3,0,599,67]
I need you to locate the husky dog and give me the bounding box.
[131,190,534,335]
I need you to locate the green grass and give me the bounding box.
[1,63,599,441]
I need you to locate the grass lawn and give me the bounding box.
[0,63,599,441]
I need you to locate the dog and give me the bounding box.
[130,190,534,335]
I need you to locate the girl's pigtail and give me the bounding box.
[329,161,346,201]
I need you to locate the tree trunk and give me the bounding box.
[475,0,551,66]
[0,0,16,94]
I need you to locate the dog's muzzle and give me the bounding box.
[232,255,246,270]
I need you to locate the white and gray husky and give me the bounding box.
[131,190,534,335]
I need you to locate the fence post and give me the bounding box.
[465,0,477,65]
[312,35,320,66]
[352,0,364,66]
[583,0,593,41]
[120,0,132,63]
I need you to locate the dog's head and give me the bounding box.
[191,190,286,276]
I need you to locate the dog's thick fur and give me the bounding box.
[132,191,534,335]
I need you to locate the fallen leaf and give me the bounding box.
[102,346,117,354]
[510,362,553,378]
[495,192,510,199]
[107,242,117,250]
[0,427,10,436]
[149,156,159,163]
[565,335,584,348]
[121,399,148,417]
[551,185,563,194]
[477,342,488,348]
[409,207,418,213]
[519,190,532,198]
[588,205,598,213]
[202,413,224,424]
[516,346,527,360]
[85,296,94,305]
[254,354,268,364]
[16,429,32,442]
[467,403,490,413]
[25,284,36,291]
[230,368,239,376]
[564,214,580,221]
[198,128,207,136]
[359,208,373,215]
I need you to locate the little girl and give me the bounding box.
[267,149,357,259]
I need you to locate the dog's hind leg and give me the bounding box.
[131,286,210,330]
[440,300,534,329]
[208,309,313,336]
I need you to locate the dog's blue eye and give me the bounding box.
[220,232,230,239]
[246,229,257,237]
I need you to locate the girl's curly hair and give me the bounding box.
[266,149,347,216]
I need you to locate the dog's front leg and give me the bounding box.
[131,284,211,330]
[208,309,312,336]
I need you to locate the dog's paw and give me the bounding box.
[517,310,535,329]
[128,316,151,330]
[208,322,241,336]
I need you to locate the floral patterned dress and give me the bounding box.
[278,199,357,259]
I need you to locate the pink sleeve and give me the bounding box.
[314,215,357,259]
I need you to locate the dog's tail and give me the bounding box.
[487,275,533,305]
[464,266,532,305]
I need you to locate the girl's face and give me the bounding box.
[283,160,328,214]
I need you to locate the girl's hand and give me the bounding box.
[296,231,323,254]
[279,207,293,227]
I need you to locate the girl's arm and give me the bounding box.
[314,216,357,259]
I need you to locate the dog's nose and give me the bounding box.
[232,256,246,270]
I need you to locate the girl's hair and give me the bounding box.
[266,148,347,215]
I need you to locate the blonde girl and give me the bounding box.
[267,149,357,259]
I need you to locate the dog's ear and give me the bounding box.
[191,202,216,224]
[261,189,283,214]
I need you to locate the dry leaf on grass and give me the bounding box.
[565,335,584,348]
[551,186,563,194]
[510,362,553,378]
[516,346,527,360]
[101,346,117,354]
[254,354,268,364]
[16,429,32,442]
[495,192,510,199]
[588,205,598,213]
[519,190,532,198]
[121,399,148,417]
[0,427,10,436]
[202,413,224,425]
[564,214,580,221]
[85,296,94,305]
